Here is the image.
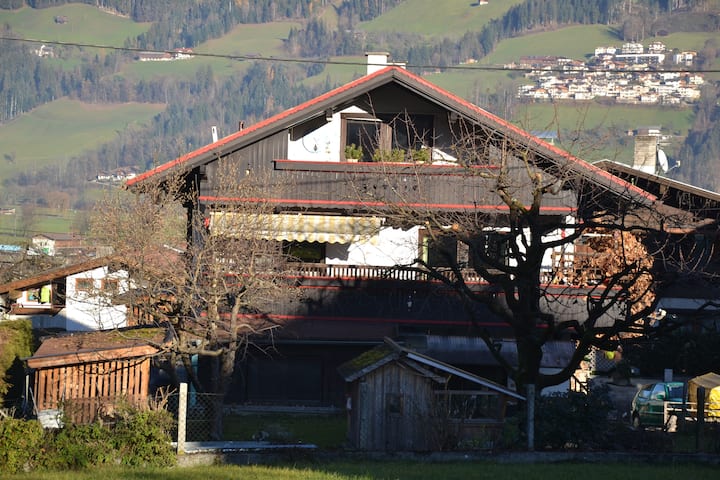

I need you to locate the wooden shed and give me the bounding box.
[26,327,167,425]
[338,338,524,452]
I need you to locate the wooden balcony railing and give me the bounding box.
[284,263,565,285]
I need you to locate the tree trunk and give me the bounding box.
[526,383,535,451]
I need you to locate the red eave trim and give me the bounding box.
[198,195,576,213]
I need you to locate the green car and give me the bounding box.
[631,381,685,428]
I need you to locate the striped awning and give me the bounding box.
[210,213,384,245]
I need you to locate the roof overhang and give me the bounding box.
[126,67,654,207]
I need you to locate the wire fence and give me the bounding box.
[167,388,225,442]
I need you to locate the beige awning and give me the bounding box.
[210,213,383,245]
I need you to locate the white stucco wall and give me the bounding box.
[65,267,128,331]
[326,226,420,267]
[287,106,366,162]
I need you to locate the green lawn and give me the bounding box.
[0,4,150,46]
[5,461,720,480]
[223,413,347,449]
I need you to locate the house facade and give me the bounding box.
[126,54,684,407]
[0,257,129,332]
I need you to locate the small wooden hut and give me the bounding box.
[338,338,524,452]
[26,327,167,425]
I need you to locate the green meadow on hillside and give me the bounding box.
[513,103,694,163]
[0,208,81,245]
[0,4,150,47]
[360,0,526,37]
[122,21,301,81]
[0,99,163,182]
[481,25,621,64]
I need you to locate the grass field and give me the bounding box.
[0,207,83,245]
[5,461,720,480]
[0,4,150,47]
[360,0,526,37]
[0,99,163,182]
[481,25,620,64]
[121,21,301,81]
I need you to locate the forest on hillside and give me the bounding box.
[0,0,719,209]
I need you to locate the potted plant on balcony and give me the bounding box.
[410,147,430,163]
[344,143,363,162]
[371,148,405,162]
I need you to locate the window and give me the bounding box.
[342,113,390,162]
[75,278,94,293]
[422,233,458,268]
[101,279,119,295]
[342,113,434,162]
[651,383,666,400]
[283,241,326,263]
[379,113,434,151]
[468,232,510,270]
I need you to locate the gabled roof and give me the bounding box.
[0,256,116,295]
[126,67,654,205]
[338,337,525,401]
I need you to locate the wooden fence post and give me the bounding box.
[177,382,188,454]
[696,386,705,453]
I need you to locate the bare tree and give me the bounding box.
[350,115,701,449]
[91,166,296,437]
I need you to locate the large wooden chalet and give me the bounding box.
[126,54,700,407]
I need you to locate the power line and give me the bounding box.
[1,35,719,75]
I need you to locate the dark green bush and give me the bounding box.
[113,409,176,467]
[0,320,34,406]
[0,417,45,474]
[533,384,614,450]
[45,422,116,470]
[0,408,175,474]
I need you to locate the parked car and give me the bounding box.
[630,381,684,428]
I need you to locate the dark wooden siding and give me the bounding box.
[354,362,435,451]
[200,130,289,198]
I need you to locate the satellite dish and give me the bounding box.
[657,148,669,174]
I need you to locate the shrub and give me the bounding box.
[533,384,614,450]
[0,407,175,473]
[0,320,34,406]
[112,409,176,467]
[46,422,115,470]
[0,417,44,474]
